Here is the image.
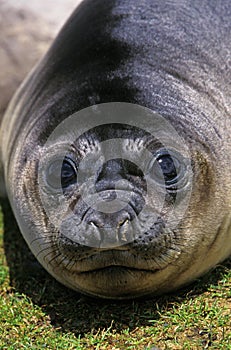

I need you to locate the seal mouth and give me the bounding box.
[79,265,159,274]
[56,248,168,273]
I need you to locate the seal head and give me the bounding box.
[1,0,231,298]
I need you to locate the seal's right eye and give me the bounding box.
[46,158,77,189]
[61,159,77,188]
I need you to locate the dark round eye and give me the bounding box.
[61,159,77,188]
[46,158,77,189]
[150,152,184,188]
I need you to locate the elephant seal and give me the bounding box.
[0,0,230,299]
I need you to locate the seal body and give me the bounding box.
[0,0,230,299]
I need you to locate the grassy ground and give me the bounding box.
[0,199,230,349]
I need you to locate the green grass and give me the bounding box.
[0,199,230,349]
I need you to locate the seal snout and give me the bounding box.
[85,209,133,248]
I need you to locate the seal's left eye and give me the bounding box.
[46,158,77,189]
[61,159,77,188]
[149,151,185,188]
[157,155,180,183]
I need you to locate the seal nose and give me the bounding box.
[86,211,133,248]
[89,212,129,228]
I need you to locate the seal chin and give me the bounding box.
[46,247,177,298]
[67,266,162,299]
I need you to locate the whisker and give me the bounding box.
[36,245,58,259]
[47,252,63,266]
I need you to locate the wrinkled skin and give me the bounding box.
[0,0,231,299]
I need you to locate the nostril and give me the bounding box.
[117,211,131,225]
[118,217,132,244]
[88,220,104,228]
[89,221,98,228]
[118,216,130,228]
[86,210,132,228]
[85,213,105,228]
